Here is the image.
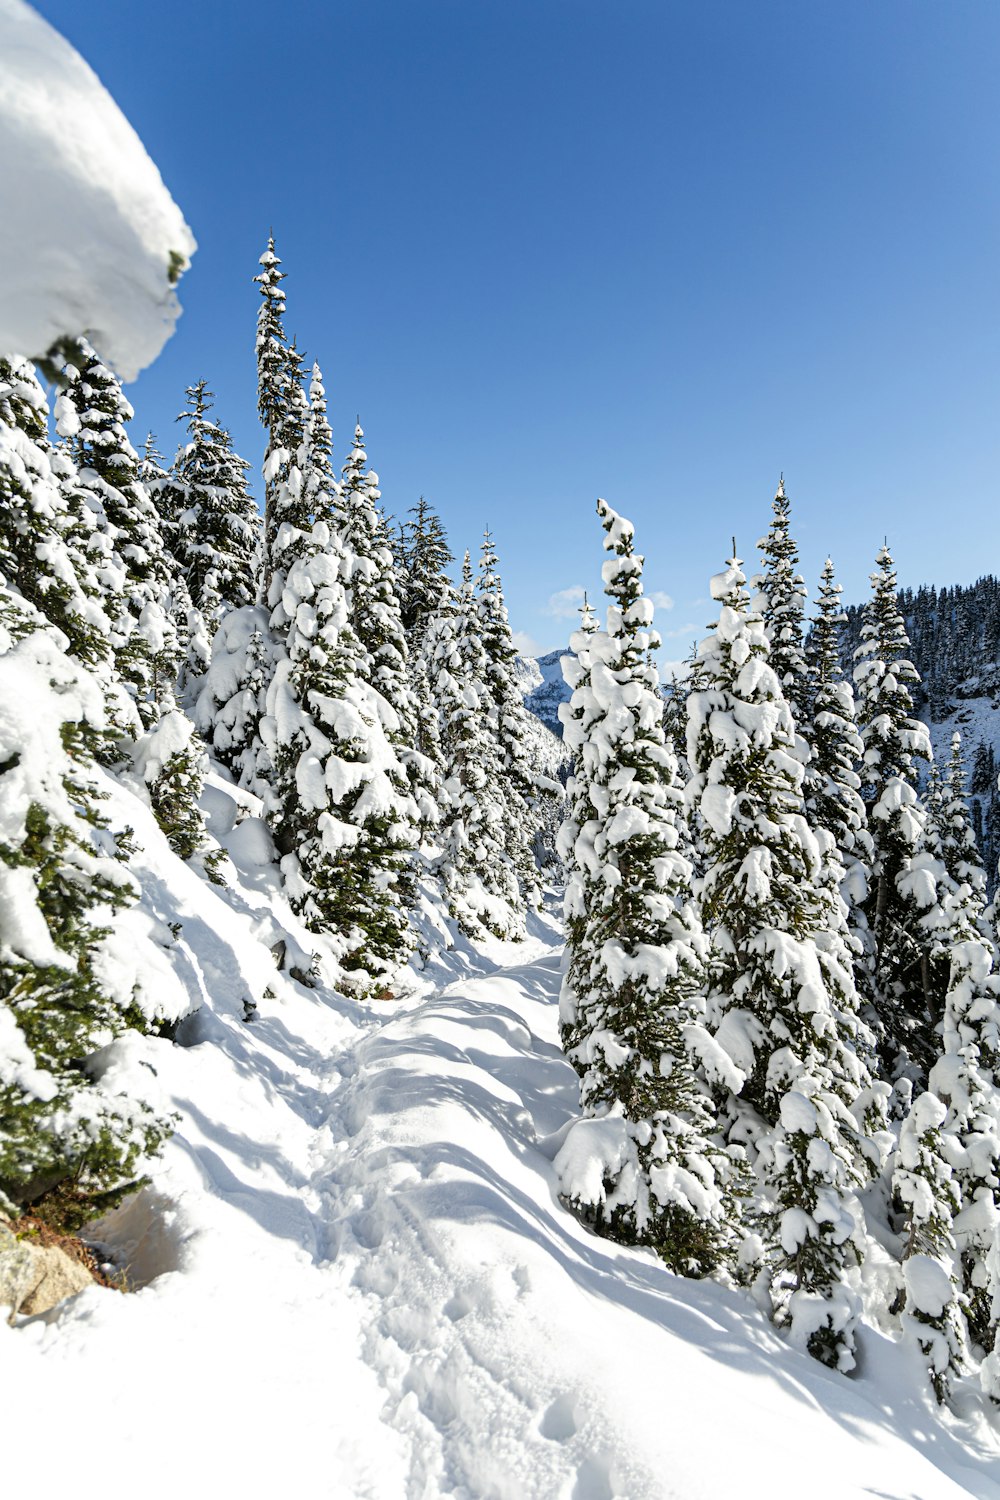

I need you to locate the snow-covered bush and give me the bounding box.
[0,598,187,1219]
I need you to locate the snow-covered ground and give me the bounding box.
[3,770,1000,1498]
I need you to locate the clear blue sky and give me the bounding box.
[33,0,1000,664]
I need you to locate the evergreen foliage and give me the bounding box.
[686,552,875,1369]
[0,597,176,1217]
[56,344,181,730]
[556,501,729,1274]
[424,562,525,940]
[755,479,810,725]
[853,545,936,1095]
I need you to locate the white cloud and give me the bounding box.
[648,591,674,612]
[544,585,587,619]
[660,622,701,640]
[511,630,543,657]
[658,657,691,683]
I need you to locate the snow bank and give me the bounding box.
[2,856,1000,1495]
[0,0,195,378]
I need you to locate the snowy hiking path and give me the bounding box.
[6,877,1000,1500]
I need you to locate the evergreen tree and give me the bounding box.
[267,517,418,990]
[399,496,453,651]
[0,594,178,1221]
[686,551,874,1370]
[853,545,936,1096]
[892,1093,967,1402]
[55,345,181,729]
[755,478,810,725]
[476,528,553,908]
[805,558,877,1061]
[336,423,433,843]
[920,733,1000,1355]
[424,562,525,939]
[169,380,259,683]
[0,355,109,670]
[555,502,730,1275]
[132,710,224,882]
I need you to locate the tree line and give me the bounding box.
[558,488,1000,1405]
[0,239,557,1229]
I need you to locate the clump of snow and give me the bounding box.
[0,0,195,378]
[904,1256,955,1321]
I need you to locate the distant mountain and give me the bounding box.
[514,649,572,739]
[842,574,1000,888]
[521,574,1000,889]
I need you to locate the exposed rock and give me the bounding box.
[0,1221,93,1322]
[0,1223,38,1324]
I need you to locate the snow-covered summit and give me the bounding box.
[516,647,574,737]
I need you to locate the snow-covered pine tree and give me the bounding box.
[255,237,308,597]
[892,1093,968,1402]
[0,355,109,671]
[0,590,184,1223]
[853,544,936,1097]
[267,515,419,991]
[805,560,872,908]
[916,732,1000,1359]
[203,241,307,797]
[804,558,879,1073]
[400,496,454,652]
[557,591,601,1063]
[169,380,259,688]
[302,363,340,529]
[337,423,434,839]
[476,528,555,905]
[55,344,181,730]
[755,478,810,726]
[132,710,224,883]
[554,500,729,1276]
[686,551,874,1370]
[424,560,525,939]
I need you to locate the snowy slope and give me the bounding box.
[3,767,1000,1497]
[0,0,195,378]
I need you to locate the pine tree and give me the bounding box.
[399,496,454,651]
[0,355,109,670]
[853,544,936,1096]
[169,380,259,684]
[920,733,1000,1356]
[755,478,810,725]
[476,528,553,907]
[55,345,181,730]
[686,551,873,1369]
[132,710,224,882]
[424,562,525,939]
[555,500,729,1274]
[335,424,434,843]
[892,1093,967,1402]
[0,593,177,1221]
[805,558,878,1077]
[205,241,306,796]
[558,591,601,1063]
[267,516,418,990]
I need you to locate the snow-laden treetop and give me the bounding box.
[0,0,195,380]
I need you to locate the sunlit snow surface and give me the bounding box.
[3,769,1000,1497]
[0,0,195,379]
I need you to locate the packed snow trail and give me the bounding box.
[3,817,1000,1498]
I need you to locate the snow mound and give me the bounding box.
[0,0,195,378]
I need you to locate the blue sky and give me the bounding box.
[34,0,1000,664]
